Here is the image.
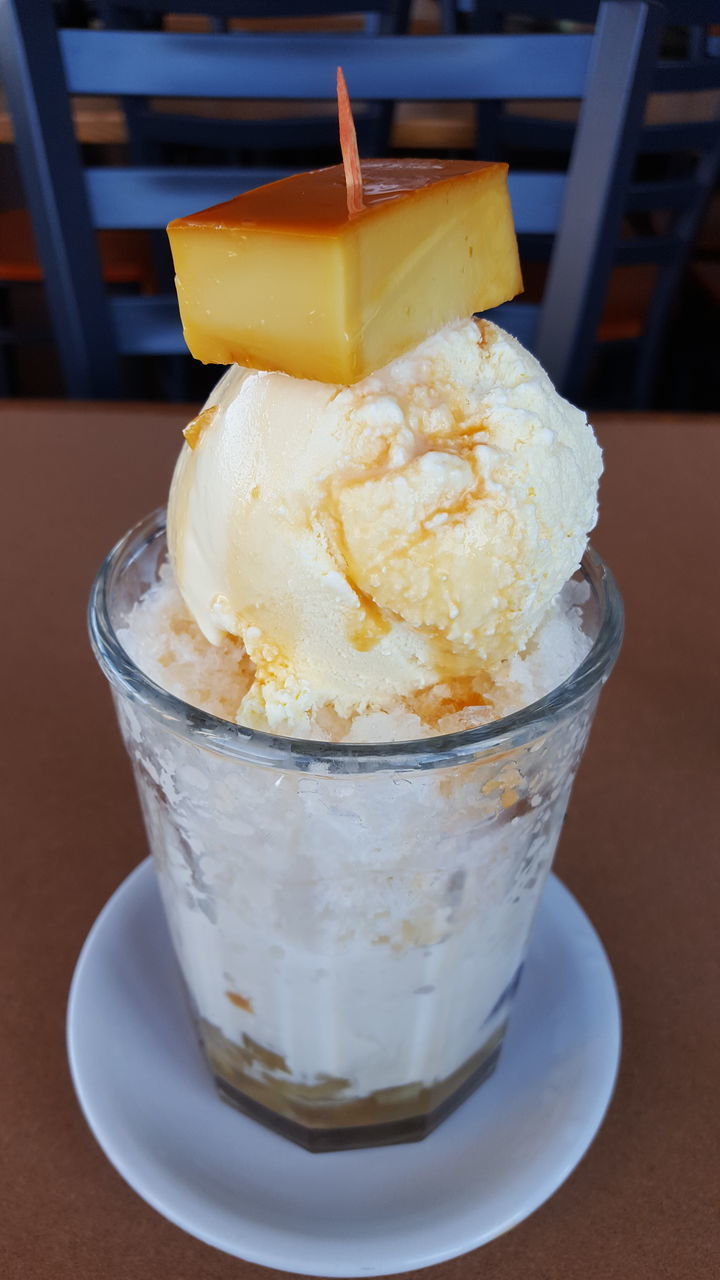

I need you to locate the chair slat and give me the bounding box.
[85,167,296,227]
[107,0,402,13]
[111,294,185,353]
[60,31,592,100]
[135,111,342,150]
[626,179,705,212]
[654,61,720,93]
[85,166,567,232]
[638,120,720,153]
[485,301,539,349]
[615,237,679,264]
[507,173,565,235]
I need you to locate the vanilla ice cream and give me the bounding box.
[167,318,602,739]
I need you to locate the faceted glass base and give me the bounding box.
[201,1021,506,1152]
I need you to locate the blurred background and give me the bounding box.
[0,0,718,409]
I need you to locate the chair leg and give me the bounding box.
[535,1,663,403]
[631,317,667,409]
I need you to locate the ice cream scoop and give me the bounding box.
[168,318,602,737]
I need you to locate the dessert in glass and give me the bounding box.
[89,153,622,1151]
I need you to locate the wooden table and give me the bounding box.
[1,404,718,1279]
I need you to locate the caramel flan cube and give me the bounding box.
[168,159,522,384]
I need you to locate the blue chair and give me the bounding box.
[442,0,720,405]
[0,0,663,399]
[96,1,412,401]
[97,2,412,162]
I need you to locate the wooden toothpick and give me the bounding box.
[337,66,364,216]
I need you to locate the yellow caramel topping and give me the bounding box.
[225,990,254,1013]
[182,405,217,450]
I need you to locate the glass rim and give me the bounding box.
[88,508,623,774]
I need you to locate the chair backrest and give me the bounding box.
[99,0,409,30]
[618,33,720,404]
[98,2,412,161]
[443,0,719,27]
[442,0,720,404]
[0,0,663,399]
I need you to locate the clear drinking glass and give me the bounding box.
[89,509,622,1152]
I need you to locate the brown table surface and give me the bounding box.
[1,403,718,1279]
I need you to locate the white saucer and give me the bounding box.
[67,859,620,1277]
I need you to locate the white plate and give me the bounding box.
[67,860,620,1277]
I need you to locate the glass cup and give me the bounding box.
[89,509,622,1152]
